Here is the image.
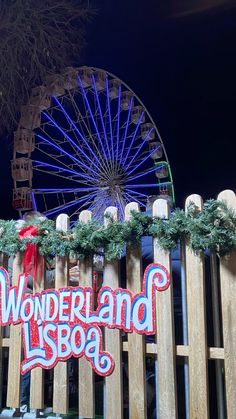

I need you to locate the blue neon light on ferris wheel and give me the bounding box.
[12,66,174,222]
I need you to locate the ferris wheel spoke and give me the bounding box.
[44,190,99,217]
[119,96,134,163]
[125,128,155,171]
[69,209,81,222]
[33,167,83,184]
[31,191,37,210]
[78,77,108,162]
[67,90,94,140]
[68,193,100,221]
[89,195,111,219]
[79,92,95,152]
[35,140,85,175]
[124,188,148,200]
[39,123,67,150]
[127,181,172,189]
[33,158,99,184]
[78,81,114,178]
[53,96,102,167]
[69,205,89,222]
[116,193,125,219]
[67,90,112,170]
[115,85,121,161]
[33,166,96,186]
[127,164,164,183]
[36,130,89,173]
[43,110,79,157]
[122,111,145,167]
[91,74,111,161]
[127,144,162,177]
[33,160,79,176]
[42,111,103,175]
[105,77,115,162]
[126,183,159,188]
[91,108,114,180]
[123,192,146,208]
[89,189,110,207]
[33,187,99,194]
[36,133,101,179]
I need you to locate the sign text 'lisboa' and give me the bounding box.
[0,263,169,376]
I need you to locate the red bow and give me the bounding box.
[19,225,39,281]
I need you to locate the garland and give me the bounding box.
[0,199,235,260]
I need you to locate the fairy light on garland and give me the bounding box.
[0,200,235,260]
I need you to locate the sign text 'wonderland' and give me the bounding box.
[0,263,170,376]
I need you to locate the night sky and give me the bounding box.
[0,0,235,219]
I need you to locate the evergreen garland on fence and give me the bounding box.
[0,199,235,260]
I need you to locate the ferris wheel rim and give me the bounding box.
[12,65,175,220]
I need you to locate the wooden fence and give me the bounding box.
[0,190,235,419]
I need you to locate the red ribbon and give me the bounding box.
[19,225,39,281]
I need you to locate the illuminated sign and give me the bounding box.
[0,263,169,376]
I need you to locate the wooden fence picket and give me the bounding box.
[125,202,147,419]
[218,190,236,419]
[6,253,23,408]
[185,194,209,419]
[30,255,45,409]
[153,198,178,418]
[78,210,95,418]
[0,303,1,409]
[104,207,123,419]
[53,214,70,414]
[0,253,8,409]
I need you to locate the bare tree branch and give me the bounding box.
[0,0,94,135]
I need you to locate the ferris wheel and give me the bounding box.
[12,66,174,222]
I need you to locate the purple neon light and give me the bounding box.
[119,96,134,162]
[124,188,148,199]
[42,112,101,176]
[119,203,125,219]
[91,207,103,220]
[116,194,125,219]
[127,164,164,183]
[113,196,122,213]
[33,187,100,193]
[33,160,79,176]
[125,128,155,171]
[89,196,110,215]
[44,190,98,217]
[88,194,110,216]
[123,192,146,208]
[36,134,98,182]
[127,145,162,177]
[78,76,107,160]
[53,96,101,166]
[91,75,111,160]
[31,192,37,210]
[126,182,172,188]
[105,77,114,161]
[116,85,121,160]
[34,139,77,177]
[122,111,145,167]
[33,158,97,185]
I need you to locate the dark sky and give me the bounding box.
[0,0,235,219]
[84,0,236,205]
